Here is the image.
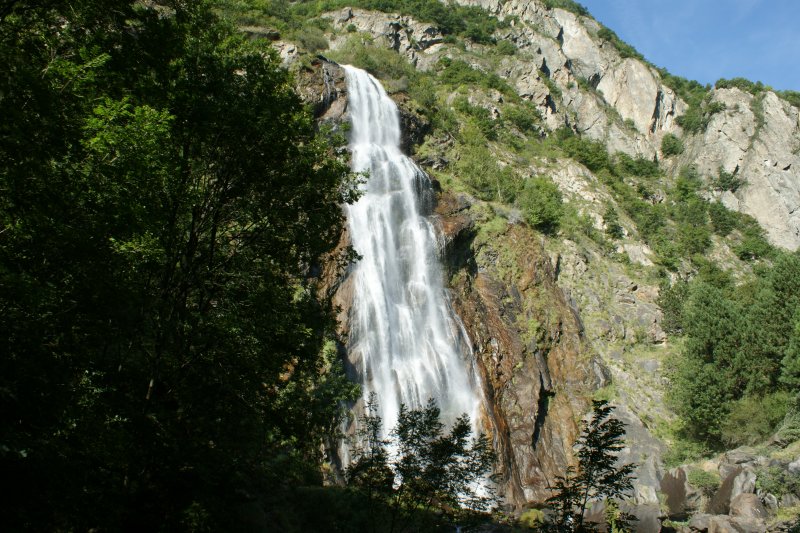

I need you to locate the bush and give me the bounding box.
[677,223,711,255]
[542,0,590,16]
[518,176,564,234]
[455,124,521,203]
[658,280,689,335]
[711,167,746,192]
[295,25,329,52]
[604,205,624,239]
[708,202,737,236]
[774,394,800,442]
[663,438,710,468]
[661,133,684,156]
[502,104,542,134]
[615,152,660,177]
[437,57,515,96]
[778,90,800,108]
[720,392,792,447]
[519,508,545,529]
[495,39,516,56]
[715,77,768,95]
[453,97,497,140]
[756,466,800,498]
[559,133,611,173]
[658,68,710,109]
[687,468,720,497]
[734,222,773,260]
[328,36,414,80]
[676,96,725,134]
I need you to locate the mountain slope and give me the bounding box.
[257,0,800,528]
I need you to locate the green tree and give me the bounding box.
[781,314,800,388]
[661,133,684,156]
[603,205,624,239]
[547,400,635,532]
[518,176,564,234]
[347,397,496,532]
[669,283,740,442]
[0,1,357,529]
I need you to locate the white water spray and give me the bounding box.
[342,65,482,437]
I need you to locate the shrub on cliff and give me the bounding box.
[518,176,564,235]
[661,133,684,156]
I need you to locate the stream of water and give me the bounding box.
[342,65,482,437]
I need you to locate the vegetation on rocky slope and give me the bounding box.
[261,0,800,525]
[4,0,799,529]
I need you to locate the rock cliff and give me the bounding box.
[279,1,800,527]
[297,57,601,507]
[321,0,800,251]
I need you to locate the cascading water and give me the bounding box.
[342,65,483,438]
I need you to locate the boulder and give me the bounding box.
[780,493,800,508]
[687,514,766,533]
[707,515,766,533]
[662,467,703,519]
[730,494,768,521]
[710,466,757,515]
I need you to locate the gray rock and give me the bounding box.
[707,515,767,533]
[780,493,800,507]
[710,466,757,515]
[730,494,768,521]
[689,513,713,531]
[688,89,800,251]
[662,467,703,519]
[763,493,779,510]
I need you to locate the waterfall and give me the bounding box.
[342,65,482,437]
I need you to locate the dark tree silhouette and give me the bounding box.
[547,400,636,532]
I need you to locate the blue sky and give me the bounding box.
[579,0,800,91]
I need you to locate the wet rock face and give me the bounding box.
[435,192,601,505]
[390,92,431,154]
[294,60,349,124]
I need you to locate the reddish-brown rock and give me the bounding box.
[435,192,601,505]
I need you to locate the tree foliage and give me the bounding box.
[0,1,357,529]
[661,132,684,156]
[518,176,565,235]
[547,400,635,532]
[666,251,800,448]
[347,395,496,532]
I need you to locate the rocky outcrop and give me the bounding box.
[435,192,602,504]
[685,88,800,250]
[458,0,800,250]
[596,58,684,136]
[296,54,600,507]
[325,7,446,70]
[294,58,349,123]
[662,467,705,519]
